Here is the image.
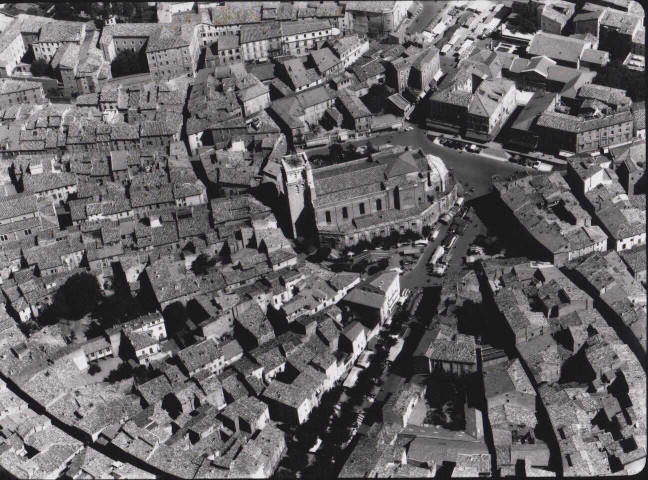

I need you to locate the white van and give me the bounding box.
[430,228,440,240]
[456,197,465,207]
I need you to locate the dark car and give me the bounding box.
[448,224,458,234]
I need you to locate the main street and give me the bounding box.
[407,0,450,35]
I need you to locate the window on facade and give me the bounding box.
[359,203,365,215]
[376,199,382,211]
[325,211,331,223]
[342,207,348,219]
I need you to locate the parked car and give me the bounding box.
[442,234,458,249]
[429,228,440,240]
[405,126,414,131]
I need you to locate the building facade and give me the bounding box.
[344,1,413,38]
[281,21,339,57]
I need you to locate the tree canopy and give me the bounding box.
[593,60,645,102]
[111,50,149,78]
[514,2,538,34]
[30,58,53,78]
[47,272,103,321]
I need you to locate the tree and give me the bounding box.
[113,2,135,19]
[594,60,645,102]
[111,50,148,78]
[422,225,432,238]
[386,230,401,248]
[191,253,217,275]
[329,143,346,163]
[65,273,103,320]
[53,3,74,19]
[355,239,370,252]
[370,236,383,250]
[30,58,52,78]
[135,2,156,23]
[352,258,370,274]
[362,83,391,114]
[105,362,133,383]
[377,257,390,271]
[516,2,538,34]
[85,320,104,339]
[88,363,102,376]
[92,286,143,329]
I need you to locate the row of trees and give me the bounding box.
[342,228,423,257]
[309,143,366,168]
[53,2,155,23]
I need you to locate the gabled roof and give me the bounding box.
[522,56,557,77]
[384,151,418,177]
[527,32,588,64]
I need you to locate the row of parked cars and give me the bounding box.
[511,154,539,168]
[439,138,483,154]
[428,205,474,277]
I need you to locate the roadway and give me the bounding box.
[400,198,489,292]
[407,0,450,35]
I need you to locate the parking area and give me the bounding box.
[401,199,491,290]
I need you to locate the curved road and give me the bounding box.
[386,128,528,197]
